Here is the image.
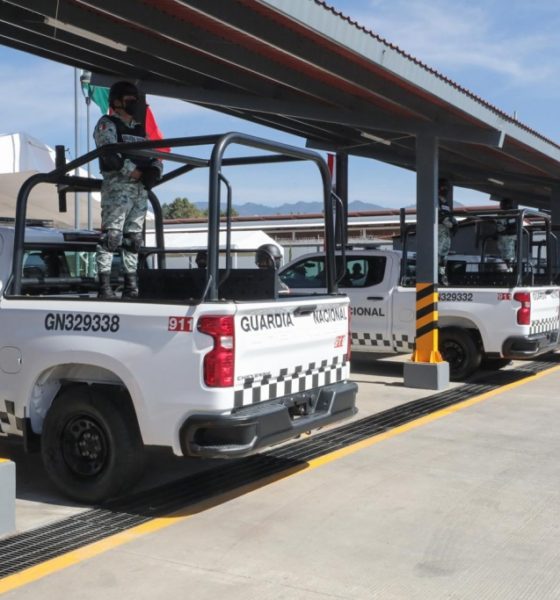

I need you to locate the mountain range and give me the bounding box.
[194,200,386,216]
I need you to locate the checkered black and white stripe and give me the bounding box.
[351,331,391,348]
[0,399,23,435]
[530,316,560,336]
[392,334,414,351]
[351,331,414,352]
[234,356,348,407]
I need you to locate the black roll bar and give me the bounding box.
[10,132,337,299]
[206,132,336,301]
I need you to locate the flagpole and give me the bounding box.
[74,68,80,229]
[80,70,93,230]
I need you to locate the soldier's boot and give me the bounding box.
[122,272,139,299]
[98,273,116,299]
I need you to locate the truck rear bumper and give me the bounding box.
[502,331,559,359]
[179,381,358,458]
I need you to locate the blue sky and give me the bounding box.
[1,0,559,211]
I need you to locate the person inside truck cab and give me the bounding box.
[195,250,207,269]
[496,197,516,271]
[350,263,363,280]
[256,244,289,293]
[94,80,163,300]
[438,178,458,286]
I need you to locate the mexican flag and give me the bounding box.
[82,79,170,152]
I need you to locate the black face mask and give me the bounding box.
[123,98,139,117]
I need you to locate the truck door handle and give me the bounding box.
[367,296,383,301]
[294,305,317,316]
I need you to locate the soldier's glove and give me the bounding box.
[140,166,161,190]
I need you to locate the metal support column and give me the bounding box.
[404,133,449,389]
[335,153,348,248]
[551,183,560,280]
[0,459,15,537]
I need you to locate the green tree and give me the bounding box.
[201,207,240,217]
[162,198,204,219]
[162,197,240,219]
[161,198,239,219]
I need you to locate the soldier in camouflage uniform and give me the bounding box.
[94,81,163,299]
[437,178,457,286]
[496,197,516,271]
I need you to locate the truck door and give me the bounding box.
[340,253,393,352]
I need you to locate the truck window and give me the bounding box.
[342,257,386,288]
[280,257,326,288]
[23,252,48,278]
[23,250,74,278]
[20,247,123,296]
[281,255,387,289]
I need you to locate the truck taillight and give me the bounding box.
[198,315,235,387]
[514,292,531,325]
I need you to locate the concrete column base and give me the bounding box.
[0,460,16,538]
[403,360,449,390]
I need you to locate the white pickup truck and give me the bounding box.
[0,133,357,503]
[280,209,560,380]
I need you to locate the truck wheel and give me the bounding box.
[41,384,145,504]
[439,328,481,381]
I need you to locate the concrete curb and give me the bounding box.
[0,459,15,538]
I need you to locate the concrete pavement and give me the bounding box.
[1,355,560,597]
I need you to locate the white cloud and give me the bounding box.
[335,0,560,88]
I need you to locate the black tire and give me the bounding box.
[41,384,145,504]
[439,327,481,381]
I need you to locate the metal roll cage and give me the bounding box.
[399,207,556,287]
[11,132,339,300]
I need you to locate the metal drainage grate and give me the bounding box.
[0,356,558,578]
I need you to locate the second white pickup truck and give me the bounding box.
[280,209,560,380]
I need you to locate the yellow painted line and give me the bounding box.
[2,362,560,594]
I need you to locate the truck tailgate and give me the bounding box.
[233,296,350,406]
[528,287,560,337]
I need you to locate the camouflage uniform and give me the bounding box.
[94,114,162,274]
[438,199,456,283]
[496,217,516,269]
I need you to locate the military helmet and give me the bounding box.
[195,250,207,268]
[108,81,139,108]
[255,244,282,269]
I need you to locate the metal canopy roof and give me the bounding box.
[1,0,559,209]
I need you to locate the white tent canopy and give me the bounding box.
[0,132,101,228]
[145,228,283,256]
[144,228,283,269]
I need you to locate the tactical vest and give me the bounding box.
[497,217,517,236]
[99,115,151,173]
